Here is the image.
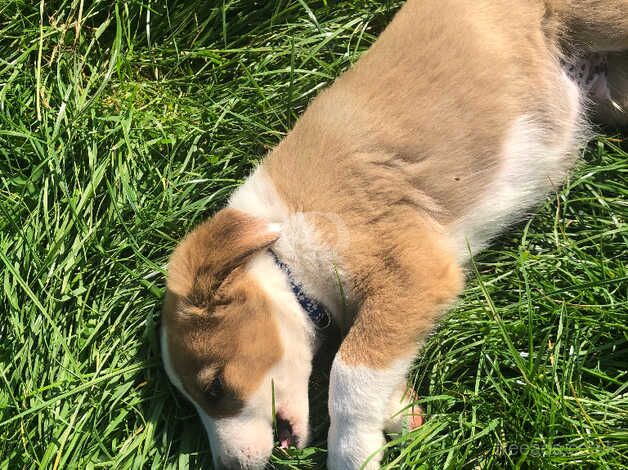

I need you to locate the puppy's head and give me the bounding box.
[161,208,312,469]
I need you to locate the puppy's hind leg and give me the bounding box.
[592,52,628,127]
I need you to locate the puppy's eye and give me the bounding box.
[206,376,224,401]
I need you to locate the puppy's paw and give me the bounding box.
[383,385,423,434]
[327,423,385,470]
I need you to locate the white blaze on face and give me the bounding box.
[246,252,315,447]
[161,251,315,468]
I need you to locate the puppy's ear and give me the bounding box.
[166,208,280,304]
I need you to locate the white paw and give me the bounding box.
[327,423,385,470]
[327,355,417,469]
[383,385,424,435]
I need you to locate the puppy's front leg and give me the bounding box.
[327,230,463,469]
[328,349,413,469]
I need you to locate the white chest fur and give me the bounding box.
[229,167,349,326]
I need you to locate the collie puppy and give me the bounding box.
[161,1,627,468]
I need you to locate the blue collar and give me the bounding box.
[269,250,332,330]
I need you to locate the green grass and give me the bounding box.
[1,1,626,468]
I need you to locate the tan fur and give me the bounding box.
[163,209,282,417]
[336,217,464,367]
[167,208,279,302]
[165,0,628,372]
[265,0,585,367]
[266,0,584,229]
[550,0,628,51]
[162,1,628,463]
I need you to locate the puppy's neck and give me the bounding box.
[229,166,350,333]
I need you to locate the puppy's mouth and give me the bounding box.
[275,414,297,449]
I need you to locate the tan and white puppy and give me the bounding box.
[162,1,628,468]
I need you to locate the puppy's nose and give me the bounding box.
[275,415,297,448]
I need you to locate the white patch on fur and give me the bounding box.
[199,407,274,470]
[229,165,291,222]
[327,355,414,469]
[246,253,315,444]
[383,384,416,434]
[450,73,584,259]
[266,222,282,234]
[230,166,350,328]
[160,325,187,395]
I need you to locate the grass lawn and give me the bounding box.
[1,1,626,468]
